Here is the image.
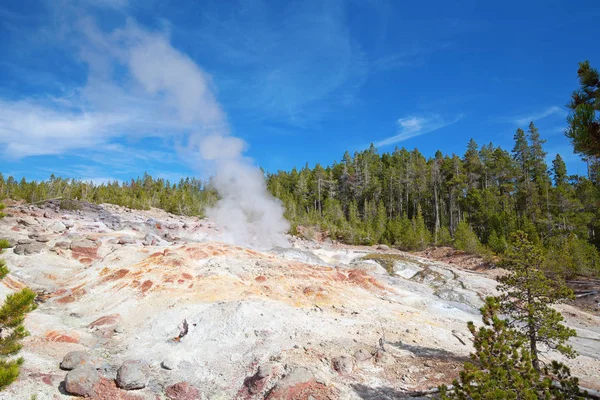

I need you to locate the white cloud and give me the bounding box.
[375,114,464,147]
[0,19,227,159]
[508,106,566,126]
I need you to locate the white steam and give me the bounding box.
[119,24,290,248]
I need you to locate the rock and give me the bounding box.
[71,239,99,259]
[60,351,96,370]
[161,356,178,370]
[116,360,149,390]
[163,232,178,242]
[257,362,278,379]
[88,314,121,330]
[35,235,51,243]
[374,350,395,365]
[50,221,67,232]
[165,381,201,400]
[142,233,166,246]
[266,367,336,400]
[17,238,33,244]
[64,365,100,397]
[114,325,124,333]
[377,244,391,251]
[353,348,373,362]
[244,362,280,396]
[332,356,353,374]
[64,220,75,229]
[14,243,45,255]
[117,236,136,245]
[17,216,37,226]
[167,223,179,230]
[55,241,71,250]
[71,239,98,249]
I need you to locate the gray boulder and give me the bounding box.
[118,236,136,245]
[17,217,37,226]
[35,235,50,243]
[60,351,96,370]
[64,365,100,397]
[17,238,33,245]
[71,239,97,249]
[49,221,67,233]
[55,241,71,250]
[161,356,178,370]
[332,355,353,374]
[116,360,149,390]
[14,243,45,255]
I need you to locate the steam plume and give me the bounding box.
[121,24,290,248]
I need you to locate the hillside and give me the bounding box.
[0,200,598,399]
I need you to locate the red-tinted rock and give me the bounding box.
[265,368,339,400]
[89,314,122,329]
[165,381,201,400]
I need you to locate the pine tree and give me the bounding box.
[566,61,600,161]
[0,203,37,390]
[498,231,576,371]
[552,154,568,186]
[454,221,482,254]
[440,297,581,399]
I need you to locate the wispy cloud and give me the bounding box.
[503,106,566,126]
[375,113,464,147]
[0,16,226,160]
[184,0,368,125]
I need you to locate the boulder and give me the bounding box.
[117,236,136,245]
[14,243,45,255]
[55,241,71,250]
[332,355,353,374]
[353,348,373,362]
[50,221,67,233]
[266,367,336,400]
[17,216,37,226]
[257,362,278,379]
[116,360,149,390]
[374,349,395,365]
[17,238,33,245]
[35,235,51,243]
[165,382,201,400]
[60,351,96,370]
[71,239,98,249]
[64,365,100,397]
[71,239,99,259]
[377,244,391,251]
[161,356,178,370]
[142,233,166,246]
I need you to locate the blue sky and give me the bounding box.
[1,0,599,183]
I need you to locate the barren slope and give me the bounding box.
[0,201,598,399]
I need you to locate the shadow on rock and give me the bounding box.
[389,341,468,362]
[351,384,410,400]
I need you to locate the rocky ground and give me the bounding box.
[0,200,599,399]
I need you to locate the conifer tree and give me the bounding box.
[566,61,600,160]
[0,203,37,390]
[440,297,581,399]
[498,231,576,371]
